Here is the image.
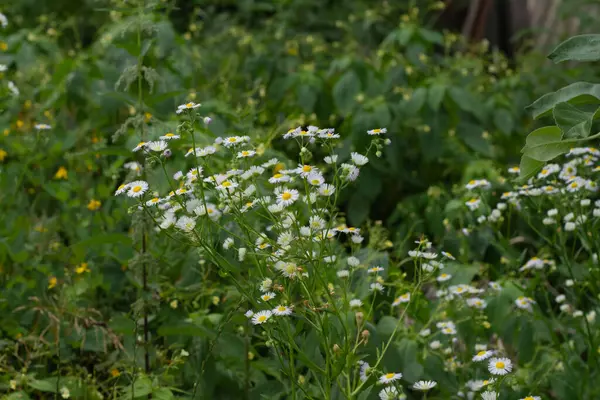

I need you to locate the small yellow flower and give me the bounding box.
[212,296,220,306]
[0,42,7,51]
[48,276,57,289]
[3,128,9,136]
[16,119,24,129]
[170,299,178,309]
[75,262,90,274]
[384,240,393,248]
[0,149,7,161]
[482,321,491,329]
[24,100,32,109]
[144,112,152,122]
[110,368,120,378]
[87,199,101,211]
[54,166,68,179]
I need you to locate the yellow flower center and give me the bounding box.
[222,181,232,187]
[311,179,320,185]
[541,169,548,174]
[281,192,292,200]
[495,361,505,369]
[477,351,486,356]
[132,186,142,193]
[151,198,159,203]
[207,208,214,213]
[372,129,381,133]
[273,173,283,179]
[165,133,174,137]
[277,306,286,312]
[242,151,249,156]
[185,102,194,108]
[524,397,534,400]
[302,165,312,172]
[385,373,395,379]
[228,137,237,143]
[468,180,475,185]
[456,288,463,292]
[440,274,447,278]
[258,315,267,322]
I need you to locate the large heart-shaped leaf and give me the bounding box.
[527,82,600,119]
[517,155,545,182]
[549,34,600,63]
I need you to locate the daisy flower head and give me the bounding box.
[295,164,317,177]
[367,266,384,274]
[319,184,336,196]
[349,299,363,308]
[126,181,149,197]
[472,350,494,362]
[35,123,52,130]
[324,155,338,164]
[275,187,299,206]
[370,282,384,292]
[244,310,254,318]
[441,251,455,260]
[392,292,411,306]
[520,396,541,400]
[115,183,130,196]
[132,141,147,152]
[318,129,340,139]
[307,172,325,186]
[378,386,398,400]
[222,136,243,147]
[268,173,291,184]
[413,380,437,391]
[467,297,487,309]
[160,132,180,140]
[175,216,196,232]
[379,372,402,384]
[273,305,293,316]
[481,391,498,400]
[437,273,452,282]
[488,357,512,375]
[176,101,201,114]
[237,150,256,158]
[260,292,276,302]
[465,198,481,210]
[368,128,387,136]
[251,310,272,325]
[515,296,535,311]
[147,140,168,152]
[351,152,369,166]
[145,197,161,206]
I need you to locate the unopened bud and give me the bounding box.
[162,149,172,158]
[355,311,364,325]
[203,116,212,125]
[361,329,370,344]
[333,344,341,354]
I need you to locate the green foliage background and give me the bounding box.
[1,0,599,399]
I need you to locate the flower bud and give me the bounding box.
[361,329,370,344]
[203,116,212,125]
[333,344,341,354]
[162,149,172,158]
[355,311,364,325]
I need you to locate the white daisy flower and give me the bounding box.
[244,310,254,318]
[370,282,384,292]
[35,123,52,130]
[268,173,291,184]
[519,396,541,400]
[367,266,384,274]
[488,357,512,375]
[515,296,535,311]
[379,372,402,384]
[378,387,398,400]
[467,298,487,309]
[351,152,369,166]
[347,256,360,267]
[147,140,168,152]
[349,299,363,308]
[441,251,455,260]
[114,183,130,196]
[275,187,299,206]
[306,172,325,186]
[337,270,349,278]
[272,305,293,316]
[222,136,243,147]
[319,184,336,196]
[0,13,7,28]
[465,198,481,210]
[132,141,148,152]
[367,128,387,135]
[7,81,19,96]
[160,132,180,140]
[294,164,317,177]
[481,391,498,400]
[324,155,338,164]
[216,180,238,192]
[237,150,256,158]
[176,102,201,114]
[223,237,234,250]
[145,197,161,206]
[126,181,149,197]
[392,292,411,306]
[260,292,276,302]
[436,273,452,282]
[175,216,196,232]
[358,360,370,382]
[429,340,441,349]
[413,380,436,391]
[251,310,272,325]
[472,350,494,362]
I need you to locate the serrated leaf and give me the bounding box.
[549,34,600,63]
[527,82,600,119]
[553,102,596,138]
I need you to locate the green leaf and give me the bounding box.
[527,82,600,119]
[549,34,600,63]
[449,87,486,122]
[521,126,570,162]
[457,121,493,157]
[152,388,175,400]
[428,84,446,111]
[518,155,545,182]
[333,70,361,115]
[493,109,514,135]
[403,87,427,115]
[553,102,595,138]
[376,316,398,336]
[27,379,57,393]
[71,233,132,253]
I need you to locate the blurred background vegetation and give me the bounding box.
[1,0,599,398]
